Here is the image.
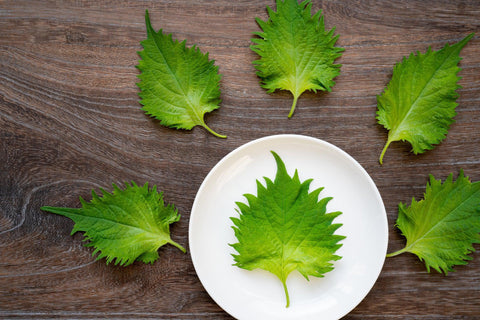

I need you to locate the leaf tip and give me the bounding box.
[270,150,286,172]
[144,9,154,34]
[457,32,475,49]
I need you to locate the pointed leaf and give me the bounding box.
[251,0,344,117]
[230,151,345,307]
[41,182,185,266]
[137,10,226,138]
[377,33,474,164]
[387,171,480,274]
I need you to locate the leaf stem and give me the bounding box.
[386,247,408,258]
[282,279,290,308]
[379,138,393,165]
[288,94,299,118]
[169,239,186,253]
[202,122,227,138]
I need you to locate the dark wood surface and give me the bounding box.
[1,0,479,319]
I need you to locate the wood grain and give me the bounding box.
[1,0,479,319]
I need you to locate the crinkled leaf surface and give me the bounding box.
[387,171,480,274]
[230,151,344,307]
[251,0,343,117]
[41,182,185,266]
[137,10,225,138]
[377,33,474,164]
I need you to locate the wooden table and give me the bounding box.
[1,1,479,319]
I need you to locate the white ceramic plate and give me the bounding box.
[189,134,388,320]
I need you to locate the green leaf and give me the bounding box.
[41,182,185,266]
[251,0,343,118]
[377,33,474,164]
[137,10,226,138]
[230,151,345,307]
[387,171,480,274]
